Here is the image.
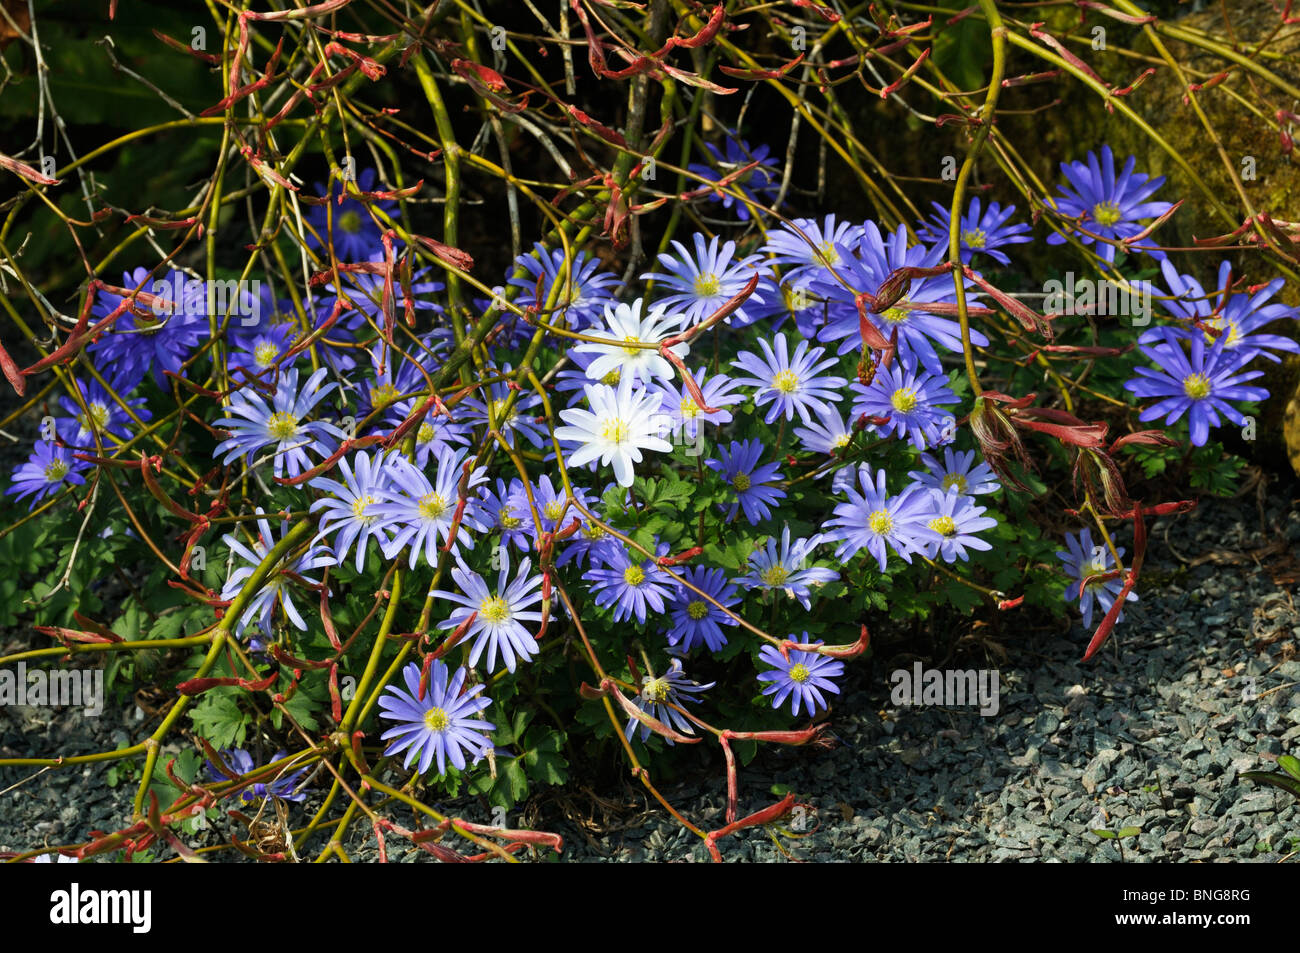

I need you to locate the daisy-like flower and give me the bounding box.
[307,449,396,573]
[432,552,547,673]
[917,198,1032,266]
[556,507,624,570]
[624,659,714,744]
[507,242,620,329]
[303,168,397,262]
[89,267,209,391]
[56,376,151,448]
[665,566,741,653]
[220,509,335,647]
[214,367,347,480]
[825,465,931,570]
[687,134,781,221]
[459,373,548,449]
[908,447,1000,497]
[1123,327,1268,446]
[1046,145,1173,263]
[814,222,989,375]
[732,332,847,425]
[377,660,495,776]
[525,475,596,541]
[205,749,309,804]
[735,527,838,609]
[762,214,864,288]
[583,544,676,624]
[228,322,297,383]
[381,396,472,469]
[746,275,828,337]
[1146,259,1300,365]
[554,377,674,488]
[6,441,89,508]
[477,478,533,552]
[642,232,769,326]
[705,439,787,525]
[757,639,845,717]
[851,359,959,450]
[1056,528,1138,628]
[650,367,744,443]
[573,298,688,388]
[376,446,488,568]
[794,401,856,456]
[915,488,999,563]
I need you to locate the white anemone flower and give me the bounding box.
[573,297,688,387]
[554,377,673,487]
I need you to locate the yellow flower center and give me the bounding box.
[480,595,510,623]
[773,369,799,393]
[1182,373,1211,400]
[881,307,908,325]
[488,398,513,425]
[417,422,436,443]
[1092,201,1122,227]
[789,663,810,683]
[544,499,566,520]
[680,396,699,419]
[833,433,851,449]
[44,459,69,482]
[941,473,968,493]
[687,600,709,620]
[351,494,378,524]
[498,508,523,530]
[600,417,629,444]
[890,387,918,413]
[338,210,363,234]
[961,228,987,249]
[623,565,646,587]
[869,510,894,535]
[761,565,790,586]
[418,492,447,520]
[929,515,958,537]
[86,402,111,430]
[817,241,839,266]
[266,411,299,440]
[253,342,278,366]
[1202,319,1240,348]
[732,472,752,492]
[582,522,607,540]
[370,383,400,409]
[642,677,671,703]
[620,334,642,356]
[423,707,450,732]
[601,368,621,386]
[693,273,721,298]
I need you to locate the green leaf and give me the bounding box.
[188,691,247,750]
[1241,770,1300,799]
[1116,827,1141,838]
[1091,828,1116,839]
[1277,755,1300,782]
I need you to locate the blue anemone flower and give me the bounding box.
[6,441,89,508]
[1123,327,1268,446]
[1045,145,1173,263]
[917,197,1033,266]
[624,659,714,744]
[377,660,495,776]
[732,332,846,425]
[665,566,741,654]
[705,439,786,525]
[757,639,844,717]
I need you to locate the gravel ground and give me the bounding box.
[3,480,1298,863]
